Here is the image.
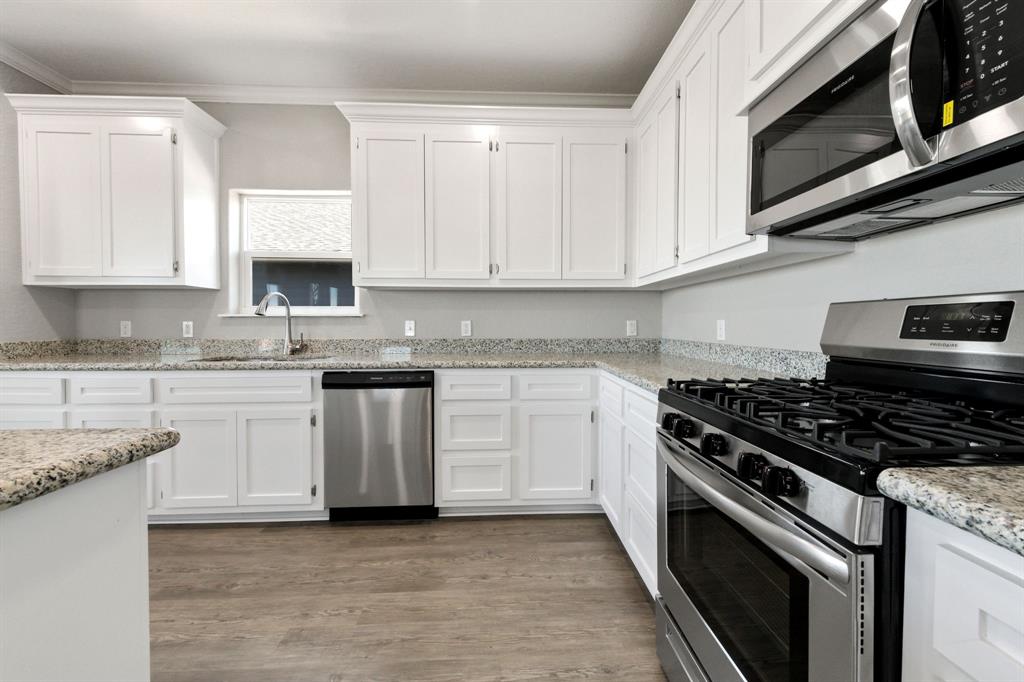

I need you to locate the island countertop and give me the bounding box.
[0,428,180,511]
[877,466,1024,556]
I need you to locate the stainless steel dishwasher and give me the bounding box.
[322,370,436,520]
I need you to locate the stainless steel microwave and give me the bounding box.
[747,0,1024,240]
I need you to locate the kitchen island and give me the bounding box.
[0,428,179,682]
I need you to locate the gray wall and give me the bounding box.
[661,206,1024,352]
[74,102,662,339]
[0,63,78,342]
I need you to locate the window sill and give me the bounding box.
[219,311,365,318]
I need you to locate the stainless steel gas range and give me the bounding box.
[655,292,1024,682]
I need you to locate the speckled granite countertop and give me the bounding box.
[0,428,180,510]
[877,467,1024,556]
[0,352,777,393]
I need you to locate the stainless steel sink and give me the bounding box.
[187,355,330,362]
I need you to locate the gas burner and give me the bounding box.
[665,377,1024,463]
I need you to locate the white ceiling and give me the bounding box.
[0,0,694,103]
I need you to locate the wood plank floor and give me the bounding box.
[149,515,664,682]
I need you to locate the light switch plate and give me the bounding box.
[716,319,726,341]
[182,321,194,338]
[461,320,472,337]
[626,320,637,337]
[404,320,416,337]
[119,320,131,338]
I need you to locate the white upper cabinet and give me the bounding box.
[677,33,713,263]
[425,132,491,279]
[353,129,426,278]
[636,88,678,278]
[742,0,871,107]
[495,131,563,280]
[562,133,626,279]
[7,95,224,289]
[340,103,633,288]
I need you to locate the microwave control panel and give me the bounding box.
[948,0,1023,127]
[899,301,1015,342]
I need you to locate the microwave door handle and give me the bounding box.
[889,0,939,167]
[659,440,850,584]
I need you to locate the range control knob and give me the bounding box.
[660,413,683,431]
[673,418,696,439]
[700,433,729,458]
[762,466,801,498]
[736,452,768,481]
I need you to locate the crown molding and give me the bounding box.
[0,40,73,94]
[337,101,633,127]
[70,80,637,108]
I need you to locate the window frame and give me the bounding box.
[235,189,361,318]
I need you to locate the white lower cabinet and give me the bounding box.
[624,489,658,594]
[69,408,154,428]
[518,403,593,500]
[902,508,1024,682]
[236,408,314,507]
[440,453,512,502]
[0,408,66,429]
[158,409,238,509]
[598,410,625,532]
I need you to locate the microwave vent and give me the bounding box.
[972,177,1024,195]
[799,217,925,239]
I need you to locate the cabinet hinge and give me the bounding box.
[495,141,500,151]
[590,479,594,492]
[489,140,493,152]
[356,137,360,149]
[495,263,500,275]
[172,260,180,273]
[170,131,178,145]
[624,141,628,154]
[590,410,595,423]
[676,82,681,98]
[623,263,627,275]
[674,245,679,259]
[311,483,317,497]
[356,261,361,273]
[310,413,317,427]
[489,263,493,275]
[160,490,164,499]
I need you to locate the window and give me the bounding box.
[237,190,359,316]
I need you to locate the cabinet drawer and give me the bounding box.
[157,375,311,404]
[624,429,657,519]
[68,377,152,404]
[599,378,623,416]
[0,377,64,405]
[0,408,66,429]
[440,405,512,450]
[624,389,658,443]
[439,374,512,401]
[518,373,593,400]
[440,453,512,502]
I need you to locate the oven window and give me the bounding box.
[751,1,943,214]
[666,472,809,682]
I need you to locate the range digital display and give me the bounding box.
[900,301,1014,342]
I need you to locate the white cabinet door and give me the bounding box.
[710,1,753,253]
[0,409,66,429]
[69,409,154,428]
[624,489,658,596]
[495,132,562,280]
[159,409,238,508]
[353,130,425,278]
[425,133,490,279]
[624,428,657,519]
[636,88,678,278]
[677,34,713,263]
[562,134,626,280]
[440,404,512,451]
[21,118,103,277]
[439,453,513,502]
[236,408,313,506]
[518,403,593,500]
[101,118,177,277]
[599,410,625,532]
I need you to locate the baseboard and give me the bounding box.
[439,504,603,517]
[148,510,330,525]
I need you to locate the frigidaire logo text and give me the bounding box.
[929,341,958,348]
[831,75,855,94]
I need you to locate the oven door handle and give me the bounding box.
[660,440,850,584]
[889,0,938,168]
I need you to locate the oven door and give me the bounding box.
[657,435,872,682]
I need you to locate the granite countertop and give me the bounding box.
[0,428,180,510]
[0,352,775,393]
[877,467,1024,556]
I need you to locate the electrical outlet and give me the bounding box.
[461,320,472,337]
[404,320,416,337]
[119,320,131,338]
[716,319,726,341]
[625,320,638,337]
[182,321,194,338]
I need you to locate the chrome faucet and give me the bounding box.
[254,292,306,355]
